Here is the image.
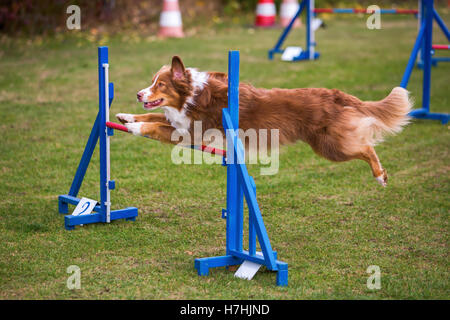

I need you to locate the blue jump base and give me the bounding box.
[408,108,449,124]
[195,251,288,286]
[58,195,137,231]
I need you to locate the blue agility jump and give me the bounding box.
[58,47,288,286]
[269,0,449,124]
[268,0,318,62]
[268,0,419,62]
[416,0,450,68]
[195,51,288,286]
[58,47,138,230]
[400,0,449,124]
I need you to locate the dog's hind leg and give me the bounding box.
[355,146,388,187]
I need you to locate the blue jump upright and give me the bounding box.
[194,51,288,286]
[416,0,450,68]
[401,0,449,124]
[58,46,138,230]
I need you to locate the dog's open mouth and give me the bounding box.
[143,99,163,109]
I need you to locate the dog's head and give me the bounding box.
[137,56,194,111]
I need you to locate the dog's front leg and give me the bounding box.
[125,122,182,144]
[116,113,169,124]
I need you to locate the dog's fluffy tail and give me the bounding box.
[355,87,413,146]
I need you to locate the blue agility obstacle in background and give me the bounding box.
[195,51,288,286]
[416,0,450,68]
[58,47,138,230]
[58,47,287,285]
[401,0,449,124]
[269,0,448,124]
[268,0,318,62]
[268,0,419,62]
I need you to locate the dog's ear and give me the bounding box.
[171,56,185,80]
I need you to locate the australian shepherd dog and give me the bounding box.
[116,56,412,187]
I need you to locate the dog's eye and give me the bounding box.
[158,82,164,88]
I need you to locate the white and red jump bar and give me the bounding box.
[105,121,226,157]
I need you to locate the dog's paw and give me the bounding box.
[116,113,135,124]
[375,168,388,187]
[125,122,143,136]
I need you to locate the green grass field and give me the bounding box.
[0,14,449,299]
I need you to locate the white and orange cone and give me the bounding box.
[255,0,276,27]
[280,0,301,28]
[158,0,184,38]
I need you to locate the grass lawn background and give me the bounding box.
[0,14,448,299]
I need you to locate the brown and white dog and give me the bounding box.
[116,56,412,187]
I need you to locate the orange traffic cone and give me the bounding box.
[280,0,301,28]
[158,0,184,38]
[255,0,276,27]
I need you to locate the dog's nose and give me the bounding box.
[137,92,143,101]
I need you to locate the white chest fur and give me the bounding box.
[160,68,208,134]
[162,106,191,133]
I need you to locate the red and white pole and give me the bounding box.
[106,122,226,157]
